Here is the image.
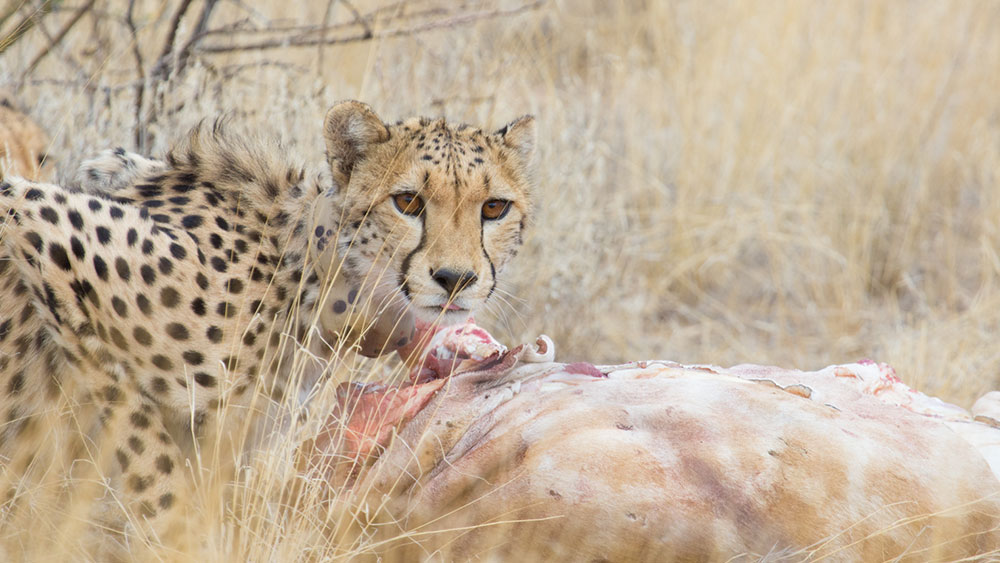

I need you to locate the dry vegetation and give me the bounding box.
[2,0,1000,559]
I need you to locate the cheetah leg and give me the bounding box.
[88,370,192,556]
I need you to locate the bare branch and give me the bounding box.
[125,0,145,81]
[0,1,24,30]
[195,1,545,54]
[21,76,137,93]
[0,0,56,55]
[141,0,195,150]
[219,59,309,81]
[142,0,218,149]
[341,0,371,38]
[218,0,266,24]
[18,0,93,80]
[125,0,145,150]
[316,0,336,70]
[21,2,86,79]
[172,0,218,78]
[196,3,456,38]
[150,0,194,80]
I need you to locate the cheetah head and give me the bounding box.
[310,101,535,325]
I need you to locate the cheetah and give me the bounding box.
[0,100,535,555]
[0,91,52,182]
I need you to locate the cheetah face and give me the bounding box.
[312,101,535,324]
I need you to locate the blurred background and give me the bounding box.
[3,0,1000,409]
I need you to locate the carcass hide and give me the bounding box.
[305,332,1000,561]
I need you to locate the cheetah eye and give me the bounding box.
[481,199,511,221]
[392,192,424,216]
[36,153,47,166]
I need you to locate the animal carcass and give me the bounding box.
[304,328,1000,561]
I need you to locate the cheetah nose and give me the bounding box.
[431,268,478,295]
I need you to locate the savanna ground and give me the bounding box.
[2,0,1000,560]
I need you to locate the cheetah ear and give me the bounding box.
[323,101,391,186]
[495,115,535,161]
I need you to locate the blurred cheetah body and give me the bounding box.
[0,92,52,181]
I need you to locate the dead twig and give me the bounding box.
[172,0,218,78]
[0,0,57,55]
[142,0,195,150]
[19,1,87,86]
[196,3,458,39]
[316,0,336,70]
[19,76,132,96]
[194,0,544,54]
[144,0,218,149]
[125,0,146,150]
[219,60,309,81]
[18,0,93,81]
[149,0,194,81]
[341,0,372,39]
[0,1,25,30]
[218,0,266,24]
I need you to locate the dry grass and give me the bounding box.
[3,0,1000,559]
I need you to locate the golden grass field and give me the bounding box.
[3,0,1000,559]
